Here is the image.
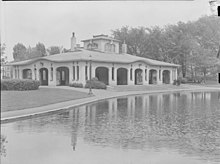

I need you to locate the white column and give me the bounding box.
[160,69,163,83]
[108,67,112,85]
[128,67,134,85]
[79,62,86,85]
[157,68,162,85]
[114,66,117,85]
[91,65,96,79]
[156,68,160,84]
[19,66,22,79]
[32,68,35,80]
[145,68,149,85]
[175,69,178,80]
[128,67,135,85]
[14,67,17,79]
[142,67,146,85]
[109,67,117,86]
[53,66,57,85]
[170,69,173,84]
[69,65,73,83]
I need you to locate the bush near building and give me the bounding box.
[85,77,107,89]
[1,79,40,91]
[69,82,84,88]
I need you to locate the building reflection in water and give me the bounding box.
[11,91,220,163]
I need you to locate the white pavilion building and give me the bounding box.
[9,33,179,86]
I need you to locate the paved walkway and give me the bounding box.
[1,84,220,122]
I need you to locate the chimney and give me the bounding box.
[71,32,76,51]
[122,40,127,54]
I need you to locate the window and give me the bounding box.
[112,67,114,80]
[62,71,65,80]
[85,65,88,80]
[43,70,46,80]
[87,43,98,49]
[51,67,53,81]
[130,68,133,80]
[105,43,115,53]
[34,68,37,80]
[73,66,75,80]
[159,70,161,80]
[77,66,79,80]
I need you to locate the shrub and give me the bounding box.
[1,79,40,91]
[173,77,181,86]
[180,77,187,84]
[69,82,83,88]
[85,78,107,89]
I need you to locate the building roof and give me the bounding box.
[81,34,121,43]
[8,49,180,67]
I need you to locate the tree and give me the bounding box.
[1,43,7,64]
[36,42,46,57]
[112,15,220,79]
[112,26,149,57]
[13,43,27,61]
[48,46,60,55]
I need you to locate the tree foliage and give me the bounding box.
[1,43,7,64]
[13,42,47,61]
[13,43,27,61]
[48,46,61,55]
[36,42,46,57]
[112,15,220,81]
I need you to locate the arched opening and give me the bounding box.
[117,68,128,85]
[95,67,109,85]
[135,69,143,85]
[149,69,157,84]
[22,69,32,79]
[56,67,69,86]
[39,68,48,86]
[163,70,170,84]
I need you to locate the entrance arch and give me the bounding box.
[135,69,143,85]
[95,67,109,85]
[39,68,48,86]
[163,70,170,84]
[23,69,32,79]
[56,67,69,86]
[149,69,157,84]
[117,68,128,85]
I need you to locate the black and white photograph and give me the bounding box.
[1,0,220,164]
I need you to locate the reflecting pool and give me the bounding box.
[1,91,220,164]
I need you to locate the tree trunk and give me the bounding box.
[182,63,186,78]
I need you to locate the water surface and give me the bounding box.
[1,91,220,164]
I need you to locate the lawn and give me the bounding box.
[1,88,89,112]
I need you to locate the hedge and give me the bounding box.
[1,79,40,91]
[69,82,84,88]
[173,77,181,86]
[85,78,107,89]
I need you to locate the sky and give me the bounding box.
[1,0,212,61]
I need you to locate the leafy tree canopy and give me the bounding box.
[112,15,220,80]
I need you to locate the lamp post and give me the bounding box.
[88,55,93,95]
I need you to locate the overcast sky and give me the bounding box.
[1,0,211,61]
